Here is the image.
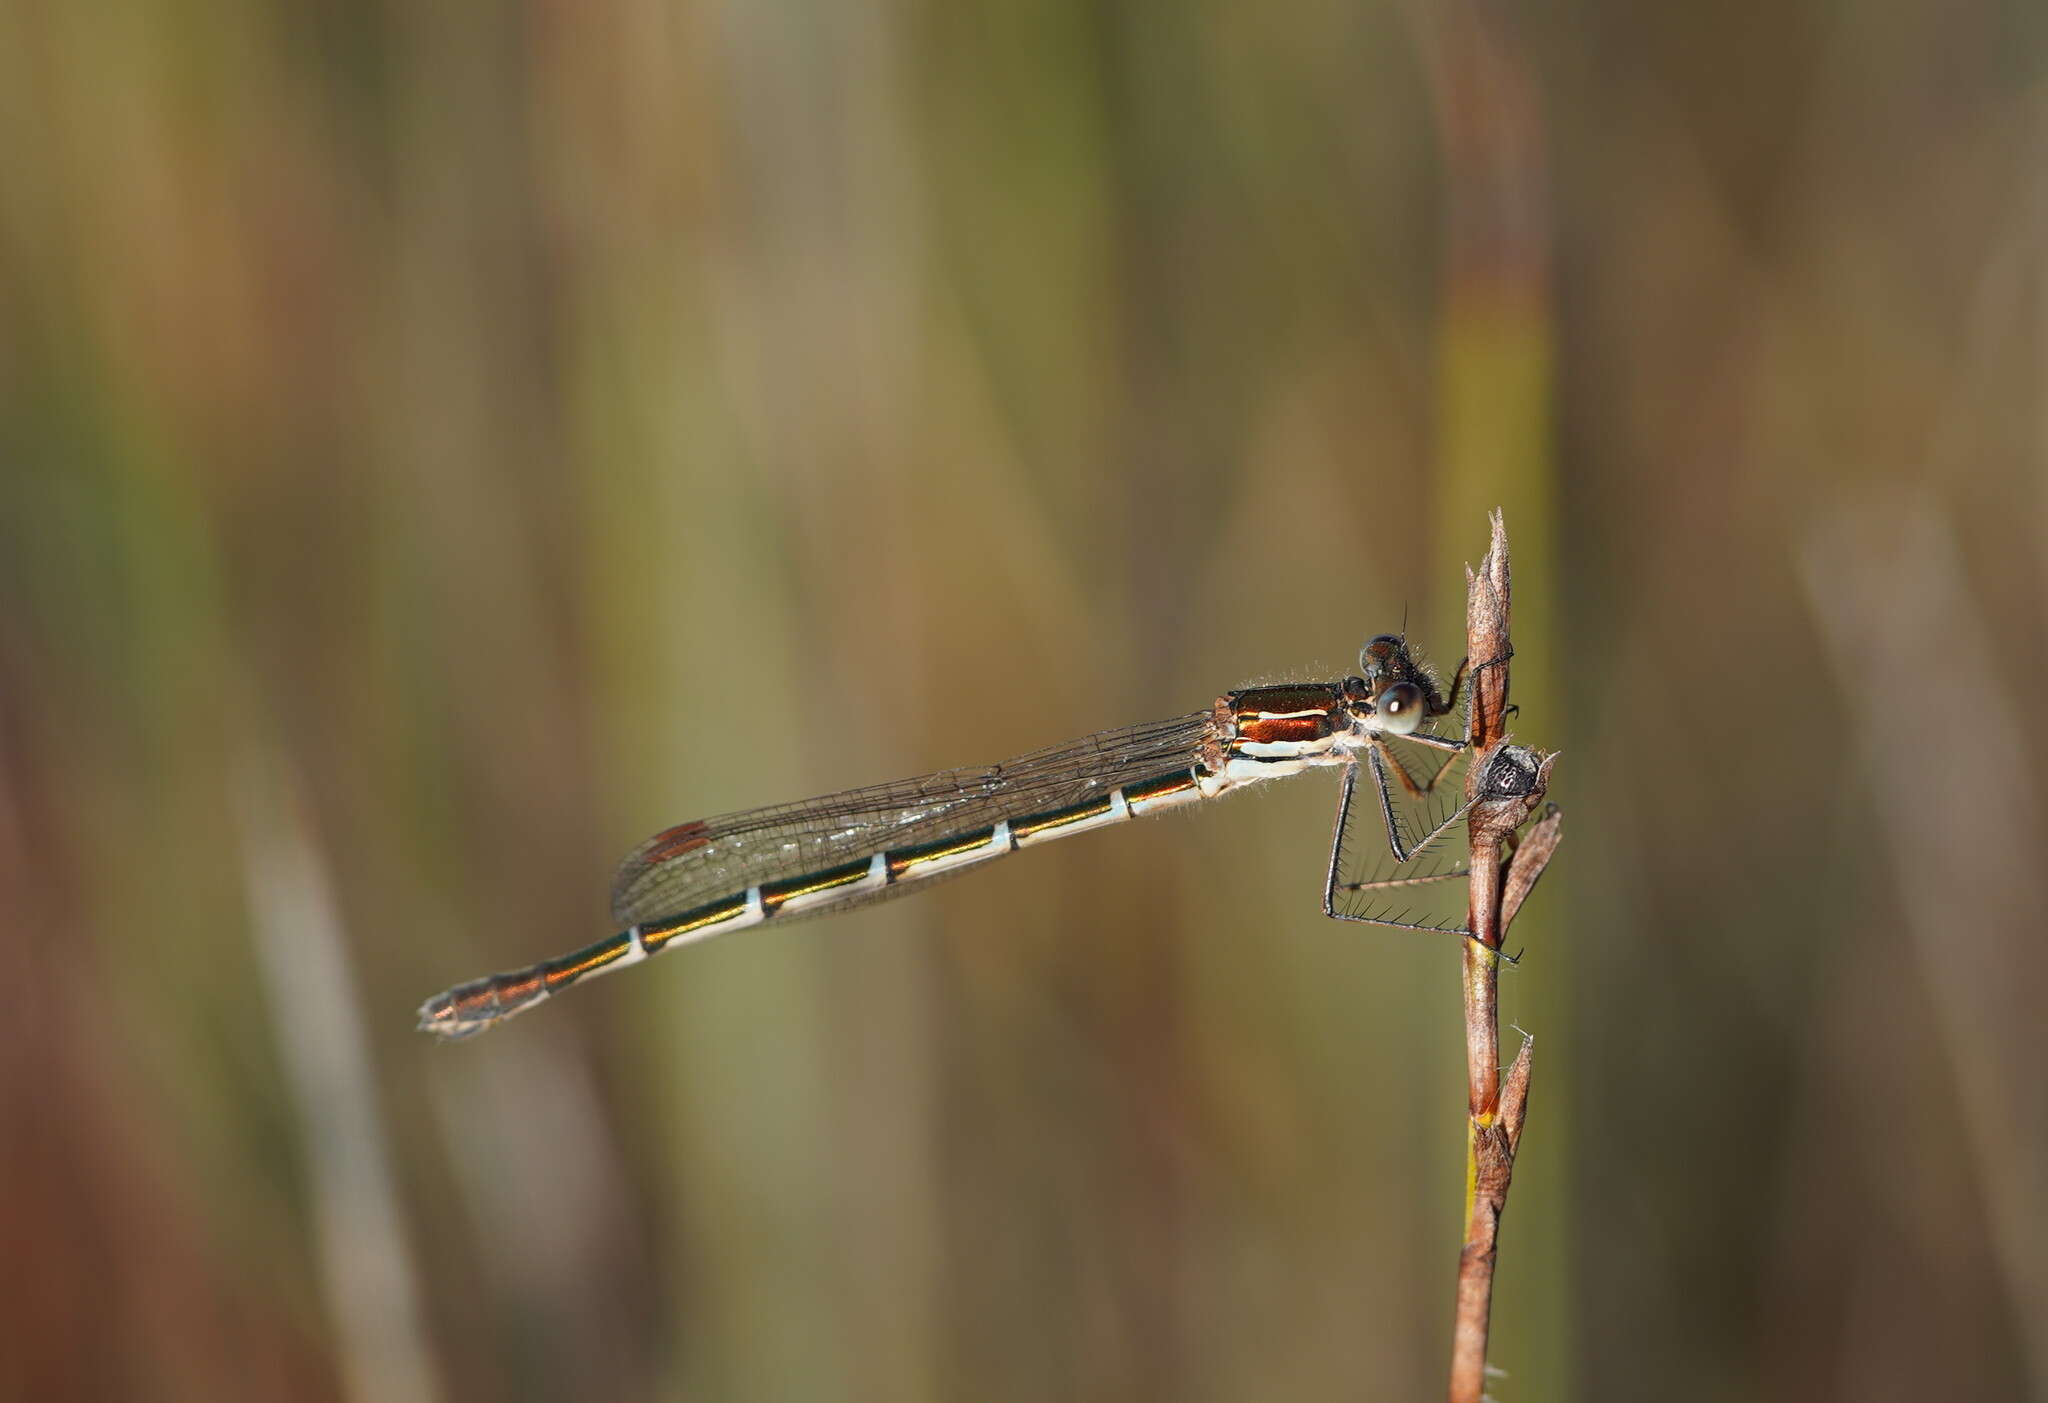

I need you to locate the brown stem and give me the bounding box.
[1446,512,1558,1403]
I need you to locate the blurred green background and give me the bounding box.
[3,1,2043,1399]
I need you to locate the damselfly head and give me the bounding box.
[1349,633,1462,736]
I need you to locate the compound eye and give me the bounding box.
[1358,634,1402,674]
[1375,681,1425,734]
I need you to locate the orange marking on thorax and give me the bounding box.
[1236,713,1331,747]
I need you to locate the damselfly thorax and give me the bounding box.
[419,634,1474,1039]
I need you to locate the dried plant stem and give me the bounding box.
[1446,512,1557,1403]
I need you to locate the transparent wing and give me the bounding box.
[609,711,1215,926]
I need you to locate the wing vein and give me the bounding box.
[609,711,1214,925]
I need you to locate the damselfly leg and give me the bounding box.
[1323,758,1474,937]
[1320,635,1477,934]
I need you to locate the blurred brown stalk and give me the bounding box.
[1447,513,1558,1402]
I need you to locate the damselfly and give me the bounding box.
[419,634,1476,1039]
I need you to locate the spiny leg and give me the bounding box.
[1367,741,1474,862]
[1395,728,1467,756]
[1377,735,1432,799]
[1323,763,1471,936]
